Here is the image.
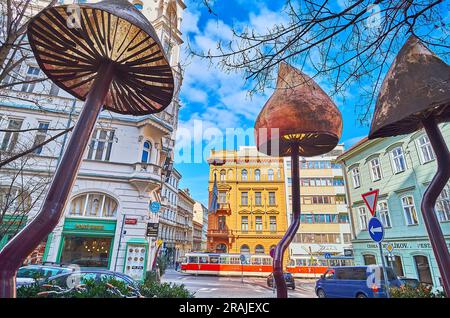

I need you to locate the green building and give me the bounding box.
[337,123,450,289]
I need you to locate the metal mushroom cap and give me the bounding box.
[254,63,343,157]
[369,36,450,139]
[27,0,174,115]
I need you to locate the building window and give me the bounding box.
[141,141,152,163]
[241,216,248,232]
[401,196,419,225]
[268,192,276,205]
[387,255,404,277]
[436,185,450,222]
[49,83,59,96]
[68,193,118,217]
[255,216,263,232]
[216,243,227,253]
[1,118,23,152]
[363,254,377,265]
[268,169,274,181]
[413,255,433,285]
[254,169,260,181]
[369,157,382,181]
[87,129,115,161]
[255,192,262,206]
[269,216,276,232]
[60,236,112,268]
[391,146,407,173]
[218,191,227,204]
[240,244,250,254]
[241,169,248,181]
[218,216,226,230]
[220,169,226,182]
[351,167,360,188]
[32,122,50,155]
[417,135,435,163]
[21,66,40,93]
[241,192,248,205]
[255,244,264,254]
[358,207,368,231]
[377,201,391,228]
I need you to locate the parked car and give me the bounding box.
[16,265,73,288]
[45,269,141,295]
[267,272,296,290]
[315,266,402,298]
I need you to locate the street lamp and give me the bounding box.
[0,0,174,298]
[368,36,450,297]
[254,62,343,298]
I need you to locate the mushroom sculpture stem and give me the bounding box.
[421,116,450,297]
[0,62,115,298]
[273,146,301,298]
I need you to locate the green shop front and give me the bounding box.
[57,218,117,268]
[0,215,27,249]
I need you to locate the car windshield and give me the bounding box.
[17,267,64,279]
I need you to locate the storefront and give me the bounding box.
[56,218,117,268]
[0,215,27,249]
[123,238,148,281]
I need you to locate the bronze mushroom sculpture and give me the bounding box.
[369,36,450,297]
[0,0,173,297]
[254,62,343,298]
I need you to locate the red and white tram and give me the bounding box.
[180,253,272,277]
[180,253,354,278]
[286,255,354,278]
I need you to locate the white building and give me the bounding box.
[283,145,353,264]
[0,0,186,281]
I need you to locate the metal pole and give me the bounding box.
[273,145,301,298]
[421,117,450,297]
[0,62,115,298]
[379,243,390,298]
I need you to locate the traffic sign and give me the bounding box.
[368,217,384,243]
[240,254,247,263]
[324,253,331,259]
[362,189,379,216]
[386,243,394,253]
[149,201,161,213]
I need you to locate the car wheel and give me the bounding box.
[356,293,367,298]
[317,289,326,298]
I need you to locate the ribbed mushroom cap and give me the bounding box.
[27,0,174,115]
[254,63,343,157]
[369,36,450,139]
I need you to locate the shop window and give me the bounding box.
[60,236,112,268]
[414,255,433,285]
[68,193,118,218]
[363,254,377,265]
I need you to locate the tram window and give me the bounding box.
[210,256,219,264]
[199,256,208,264]
[251,258,262,265]
[317,259,326,266]
[188,256,198,263]
[219,257,229,264]
[262,258,272,265]
[230,257,240,264]
[296,259,307,266]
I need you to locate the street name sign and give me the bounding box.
[368,217,384,243]
[362,189,379,216]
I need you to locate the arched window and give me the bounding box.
[254,169,260,181]
[240,244,250,254]
[268,169,274,181]
[141,141,152,163]
[216,243,227,253]
[241,169,248,181]
[255,245,265,254]
[68,193,118,217]
[220,169,226,182]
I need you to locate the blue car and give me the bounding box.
[315,266,402,298]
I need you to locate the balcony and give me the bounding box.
[216,203,232,215]
[129,162,162,195]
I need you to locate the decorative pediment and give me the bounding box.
[238,209,252,214]
[267,209,279,214]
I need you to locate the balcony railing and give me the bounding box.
[207,229,234,238]
[216,203,231,215]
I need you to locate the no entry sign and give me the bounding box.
[362,189,379,216]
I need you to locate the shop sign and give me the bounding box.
[75,224,104,230]
[146,223,159,237]
[125,218,138,225]
[344,249,353,257]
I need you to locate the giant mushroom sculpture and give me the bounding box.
[254,63,343,298]
[369,36,450,297]
[0,0,174,297]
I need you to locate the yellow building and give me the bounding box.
[207,146,288,256]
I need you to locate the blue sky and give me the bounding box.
[172,0,390,205]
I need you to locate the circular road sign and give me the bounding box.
[368,217,384,243]
[149,201,161,213]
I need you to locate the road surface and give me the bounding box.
[161,269,317,298]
